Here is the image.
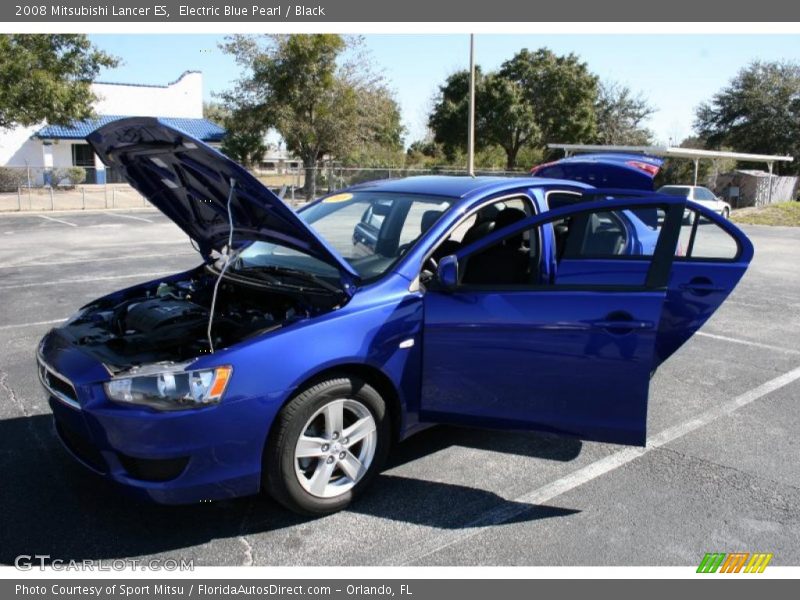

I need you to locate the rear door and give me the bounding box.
[654,204,754,366]
[420,197,686,446]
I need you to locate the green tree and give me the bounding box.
[204,101,267,168]
[202,101,228,126]
[220,34,403,198]
[406,138,442,163]
[0,34,117,129]
[477,74,539,169]
[428,48,599,170]
[341,85,405,166]
[428,68,477,163]
[222,109,269,169]
[695,60,800,175]
[499,48,598,157]
[594,81,655,145]
[429,69,539,169]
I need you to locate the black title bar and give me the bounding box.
[4,0,800,22]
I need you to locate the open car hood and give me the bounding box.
[531,153,664,191]
[87,117,359,291]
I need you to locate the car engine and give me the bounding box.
[57,265,337,372]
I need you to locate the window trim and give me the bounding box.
[544,188,583,209]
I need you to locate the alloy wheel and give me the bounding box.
[293,399,378,498]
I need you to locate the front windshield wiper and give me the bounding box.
[237,265,342,294]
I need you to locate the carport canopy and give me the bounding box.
[548,144,794,202]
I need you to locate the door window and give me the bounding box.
[456,203,673,289]
[677,211,740,260]
[429,196,533,263]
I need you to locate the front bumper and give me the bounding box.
[37,341,279,505]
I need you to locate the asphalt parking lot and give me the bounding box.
[1,208,799,567]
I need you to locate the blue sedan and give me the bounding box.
[37,118,753,515]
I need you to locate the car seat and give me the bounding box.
[462,208,529,285]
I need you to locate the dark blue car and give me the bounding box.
[37,119,753,515]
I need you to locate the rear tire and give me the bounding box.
[722,207,730,219]
[263,376,390,516]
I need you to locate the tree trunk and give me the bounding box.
[303,155,317,201]
[505,146,520,171]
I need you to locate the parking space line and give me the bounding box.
[86,240,190,249]
[0,271,172,291]
[0,318,65,331]
[388,364,800,565]
[37,215,77,227]
[0,251,196,270]
[101,212,155,223]
[696,331,800,355]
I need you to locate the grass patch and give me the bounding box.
[731,201,800,226]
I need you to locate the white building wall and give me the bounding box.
[92,71,203,118]
[0,125,41,166]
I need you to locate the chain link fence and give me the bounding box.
[317,166,526,194]
[0,166,152,212]
[0,165,528,212]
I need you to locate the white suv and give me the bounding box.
[657,185,731,219]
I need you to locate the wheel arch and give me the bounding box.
[264,362,404,454]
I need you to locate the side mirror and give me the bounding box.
[436,255,459,290]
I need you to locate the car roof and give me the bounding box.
[659,184,707,190]
[344,175,591,199]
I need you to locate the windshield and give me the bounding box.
[235,191,454,282]
[658,186,692,197]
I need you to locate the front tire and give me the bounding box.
[722,207,730,219]
[263,376,390,516]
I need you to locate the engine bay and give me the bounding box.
[59,265,343,373]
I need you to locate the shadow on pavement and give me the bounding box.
[0,414,581,564]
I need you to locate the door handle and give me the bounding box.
[679,281,726,295]
[590,319,654,331]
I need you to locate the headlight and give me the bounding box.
[104,366,232,411]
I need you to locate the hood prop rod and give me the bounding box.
[207,178,238,354]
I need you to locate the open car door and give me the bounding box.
[419,195,750,446]
[654,202,754,366]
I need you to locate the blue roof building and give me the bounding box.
[35,115,225,144]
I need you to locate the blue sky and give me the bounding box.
[89,34,800,148]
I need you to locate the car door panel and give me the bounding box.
[420,197,688,446]
[421,289,665,445]
[654,206,754,366]
[555,259,650,286]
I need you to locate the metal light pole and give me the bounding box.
[467,34,476,177]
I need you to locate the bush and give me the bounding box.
[0,167,26,192]
[51,167,86,188]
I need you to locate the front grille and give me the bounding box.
[37,356,79,408]
[53,416,107,473]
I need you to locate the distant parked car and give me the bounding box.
[657,185,731,219]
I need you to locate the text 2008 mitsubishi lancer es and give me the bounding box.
[37,118,753,515]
